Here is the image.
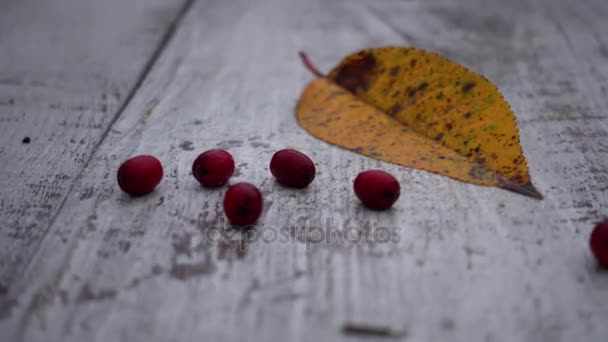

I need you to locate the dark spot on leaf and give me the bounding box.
[410,59,417,68]
[388,103,402,116]
[434,133,444,141]
[462,82,476,93]
[464,112,472,119]
[407,87,417,97]
[468,164,489,179]
[326,91,343,100]
[389,66,400,76]
[436,92,444,100]
[445,123,453,130]
[418,82,429,91]
[334,53,377,93]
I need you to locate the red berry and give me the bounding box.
[353,170,400,210]
[192,149,235,187]
[223,182,263,225]
[269,149,316,188]
[590,220,608,268]
[117,155,163,196]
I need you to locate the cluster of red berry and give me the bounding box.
[116,150,608,268]
[116,148,401,225]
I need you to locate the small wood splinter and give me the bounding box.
[342,322,407,338]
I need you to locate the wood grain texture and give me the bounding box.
[1,0,608,341]
[0,0,187,292]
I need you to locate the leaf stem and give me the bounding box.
[298,51,324,77]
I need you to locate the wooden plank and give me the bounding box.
[2,0,608,341]
[0,0,188,291]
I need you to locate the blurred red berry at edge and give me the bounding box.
[117,155,163,196]
[354,170,400,210]
[223,182,263,225]
[590,220,608,268]
[192,149,235,187]
[269,149,316,188]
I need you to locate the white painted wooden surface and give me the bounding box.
[1,0,608,341]
[0,0,187,295]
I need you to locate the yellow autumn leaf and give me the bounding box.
[296,47,541,199]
